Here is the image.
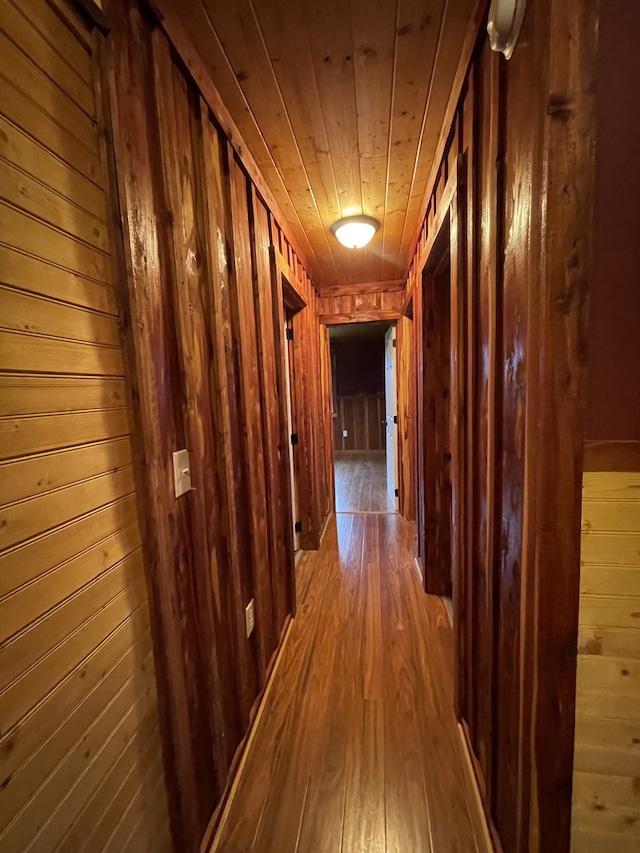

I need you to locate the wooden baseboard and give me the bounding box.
[413,556,424,582]
[319,511,332,543]
[201,617,294,852]
[441,595,453,627]
[457,724,497,853]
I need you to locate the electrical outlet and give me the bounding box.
[342,429,348,437]
[245,599,255,638]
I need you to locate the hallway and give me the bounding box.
[0,0,622,849]
[212,513,488,852]
[334,452,395,513]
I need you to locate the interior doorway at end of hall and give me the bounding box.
[329,321,399,514]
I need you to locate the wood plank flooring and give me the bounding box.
[334,451,395,513]
[212,513,488,852]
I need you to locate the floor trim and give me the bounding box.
[457,723,496,853]
[413,555,424,582]
[319,511,332,542]
[441,595,453,626]
[204,617,295,852]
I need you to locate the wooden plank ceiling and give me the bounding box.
[170,0,475,292]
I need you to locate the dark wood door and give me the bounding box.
[422,253,453,596]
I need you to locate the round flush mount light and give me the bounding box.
[330,215,381,249]
[487,0,527,59]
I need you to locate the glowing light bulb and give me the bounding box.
[330,215,380,249]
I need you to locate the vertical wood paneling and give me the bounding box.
[107,2,219,845]
[105,2,330,845]
[151,29,242,789]
[400,2,598,850]
[319,324,336,510]
[251,193,295,639]
[199,106,259,728]
[333,394,385,451]
[0,3,171,852]
[227,155,277,682]
[469,40,501,801]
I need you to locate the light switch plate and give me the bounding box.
[342,429,348,437]
[172,449,192,498]
[245,599,255,638]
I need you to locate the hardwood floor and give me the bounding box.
[334,451,395,513]
[211,513,489,853]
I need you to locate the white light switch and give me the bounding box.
[342,429,348,437]
[245,599,255,638]
[172,449,192,498]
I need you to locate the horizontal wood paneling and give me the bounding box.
[0,407,130,460]
[0,74,101,185]
[572,469,640,852]
[0,375,126,416]
[0,203,111,283]
[0,114,106,219]
[0,4,170,852]
[0,158,108,250]
[0,246,117,315]
[0,437,132,504]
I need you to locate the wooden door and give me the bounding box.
[384,325,399,509]
[283,312,301,552]
[422,236,453,597]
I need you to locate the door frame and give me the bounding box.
[269,247,307,607]
[415,161,468,715]
[420,224,453,597]
[320,318,401,515]
[384,324,400,510]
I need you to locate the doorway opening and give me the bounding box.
[328,321,399,513]
[282,309,301,554]
[420,219,453,602]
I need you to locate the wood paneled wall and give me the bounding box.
[318,288,404,324]
[333,394,385,452]
[0,1,171,850]
[570,9,640,850]
[104,0,330,848]
[572,448,640,853]
[401,1,599,850]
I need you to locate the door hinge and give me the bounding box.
[286,327,294,341]
[294,520,302,533]
[291,432,299,446]
[392,338,397,347]
[393,415,398,424]
[394,488,399,497]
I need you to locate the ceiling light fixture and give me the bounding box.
[330,215,380,249]
[487,0,527,58]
